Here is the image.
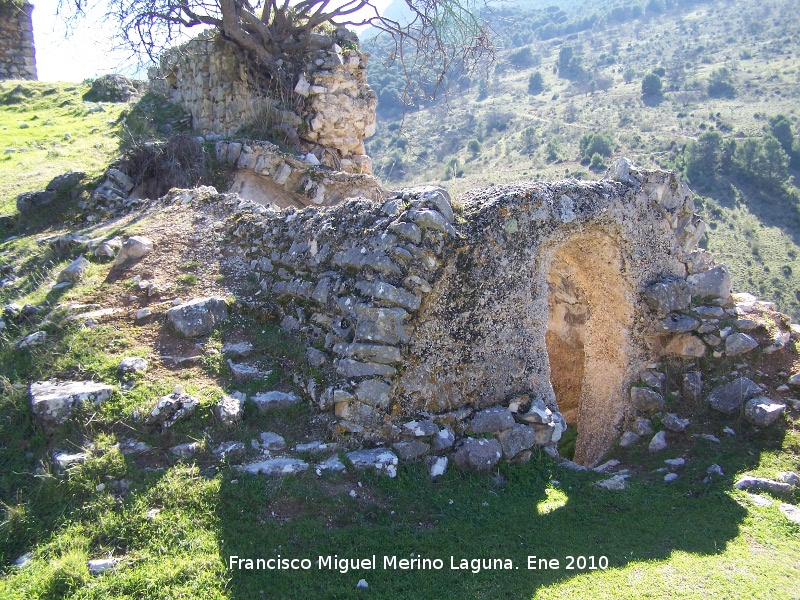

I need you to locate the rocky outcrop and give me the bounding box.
[215,140,383,209]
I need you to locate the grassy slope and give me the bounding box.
[0,81,128,215]
[367,0,800,319]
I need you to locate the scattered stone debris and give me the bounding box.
[56,256,90,284]
[648,431,668,453]
[113,236,154,266]
[16,331,47,350]
[779,504,800,525]
[30,380,114,428]
[170,442,201,458]
[706,377,762,414]
[662,413,690,433]
[596,475,628,490]
[144,387,199,429]
[251,391,300,411]
[166,296,228,337]
[453,438,502,471]
[214,393,245,427]
[240,458,309,476]
[347,448,399,478]
[744,398,786,427]
[118,356,148,374]
[87,557,121,575]
[213,441,246,461]
[259,432,286,451]
[734,476,793,495]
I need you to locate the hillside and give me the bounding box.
[366,0,800,319]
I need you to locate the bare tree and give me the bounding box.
[64,0,495,102]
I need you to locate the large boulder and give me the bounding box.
[686,265,732,299]
[17,190,56,213]
[30,380,114,428]
[166,297,229,337]
[113,236,154,266]
[706,377,761,414]
[452,438,503,471]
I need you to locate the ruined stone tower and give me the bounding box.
[0,1,37,81]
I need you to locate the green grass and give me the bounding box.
[0,81,128,215]
[1,416,798,599]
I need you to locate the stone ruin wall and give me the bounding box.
[218,140,384,210]
[149,30,376,175]
[0,2,36,81]
[153,158,792,468]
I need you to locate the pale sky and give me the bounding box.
[31,0,393,82]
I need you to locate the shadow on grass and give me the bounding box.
[215,439,764,600]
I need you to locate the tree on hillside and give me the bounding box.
[684,130,722,185]
[528,71,544,95]
[768,114,799,168]
[641,72,663,96]
[579,132,613,161]
[707,67,736,98]
[557,45,584,80]
[63,0,496,102]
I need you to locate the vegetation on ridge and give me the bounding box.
[366,0,800,319]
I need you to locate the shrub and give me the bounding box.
[467,139,482,156]
[579,132,614,159]
[118,134,210,199]
[623,66,637,84]
[684,131,722,185]
[641,72,663,96]
[528,71,544,95]
[558,46,584,80]
[546,137,561,162]
[707,68,736,98]
[509,46,539,68]
[590,152,606,170]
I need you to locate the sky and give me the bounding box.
[31,0,394,82]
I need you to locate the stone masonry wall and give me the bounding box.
[0,2,36,80]
[149,30,376,174]
[18,157,796,472]
[149,158,788,468]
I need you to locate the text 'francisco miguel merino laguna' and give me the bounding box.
[229,555,608,574]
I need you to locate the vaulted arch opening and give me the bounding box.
[545,232,634,466]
